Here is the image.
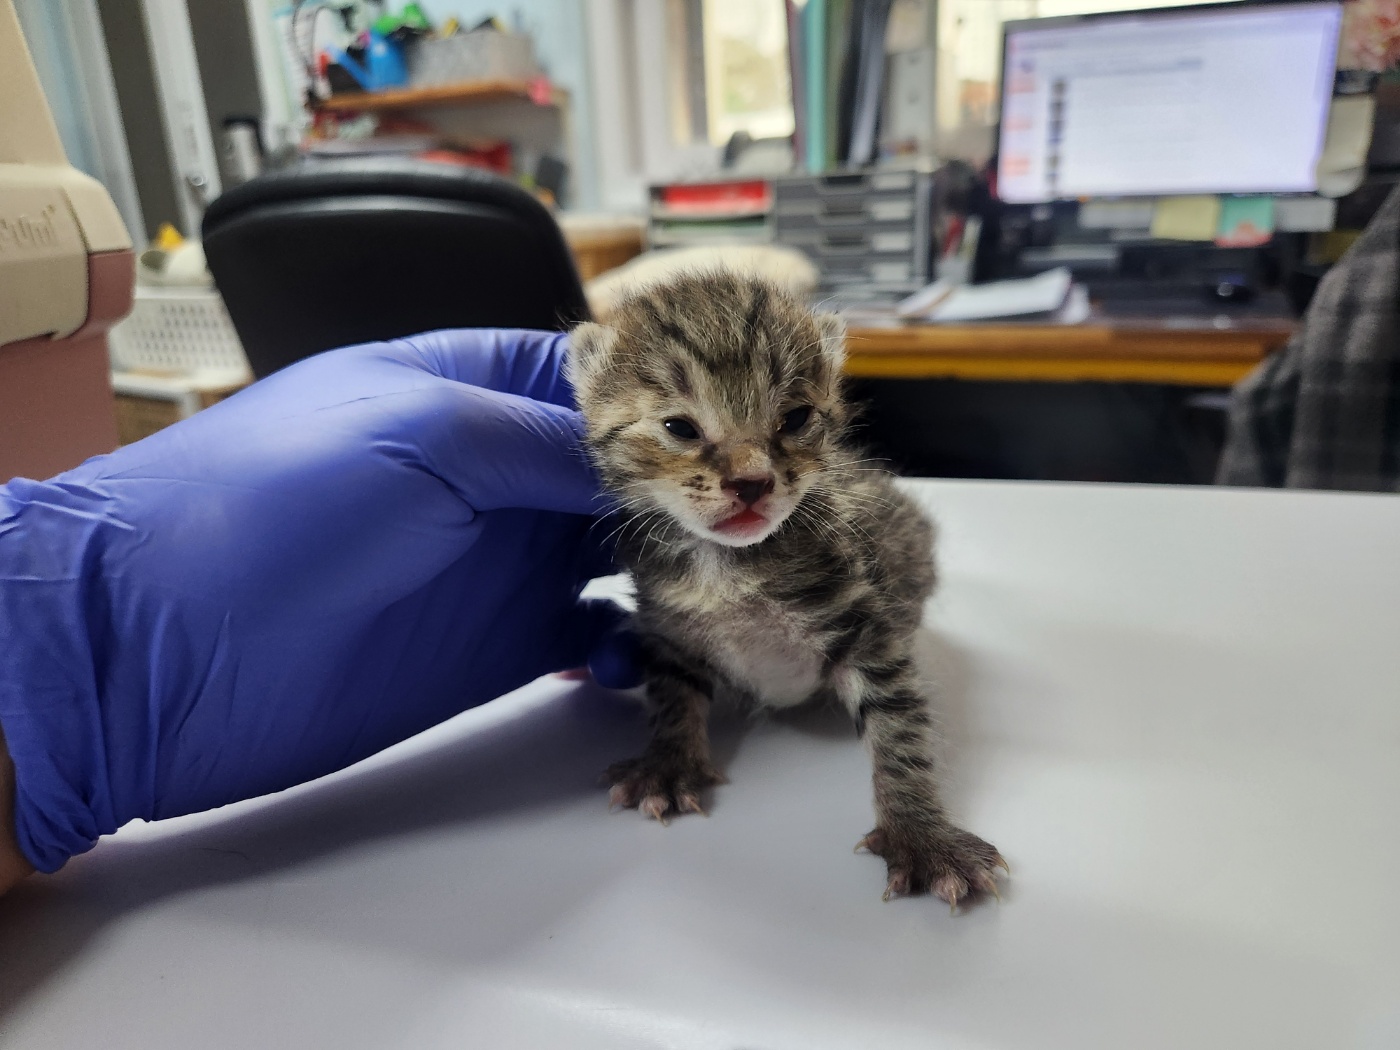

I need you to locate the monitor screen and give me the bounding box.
[996,2,1342,204]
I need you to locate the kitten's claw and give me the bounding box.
[639,795,671,824]
[932,873,968,911]
[973,868,1002,902]
[676,792,707,816]
[607,783,635,810]
[854,830,886,854]
[882,869,910,901]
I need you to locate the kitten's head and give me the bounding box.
[568,271,847,548]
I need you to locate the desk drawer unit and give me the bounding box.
[773,170,933,292]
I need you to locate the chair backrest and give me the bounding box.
[202,157,589,378]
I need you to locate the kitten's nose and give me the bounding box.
[722,474,775,507]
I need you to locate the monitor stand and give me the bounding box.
[1008,218,1295,319]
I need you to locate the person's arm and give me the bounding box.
[1,727,33,895]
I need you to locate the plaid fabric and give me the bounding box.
[1218,183,1400,491]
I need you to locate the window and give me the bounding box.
[667,0,796,148]
[700,0,796,145]
[587,0,796,208]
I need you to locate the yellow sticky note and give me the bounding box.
[1150,196,1222,241]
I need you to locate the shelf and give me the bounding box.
[314,78,552,113]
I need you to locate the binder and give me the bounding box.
[803,0,828,173]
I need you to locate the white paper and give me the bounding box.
[895,277,956,318]
[1055,283,1092,325]
[920,267,1073,323]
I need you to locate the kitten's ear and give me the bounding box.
[814,312,847,373]
[566,322,619,397]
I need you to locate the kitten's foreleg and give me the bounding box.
[845,660,1006,909]
[605,651,723,824]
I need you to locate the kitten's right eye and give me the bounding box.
[663,417,701,441]
[779,405,813,434]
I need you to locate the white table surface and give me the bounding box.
[3,480,1399,1049]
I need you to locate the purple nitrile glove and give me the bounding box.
[0,329,638,874]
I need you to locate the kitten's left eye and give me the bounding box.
[663,417,701,440]
[778,405,813,434]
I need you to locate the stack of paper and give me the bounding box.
[896,267,1087,324]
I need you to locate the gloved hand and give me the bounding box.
[0,329,635,874]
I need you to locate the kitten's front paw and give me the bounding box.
[857,819,1008,910]
[604,754,725,824]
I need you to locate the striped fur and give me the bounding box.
[569,271,1004,906]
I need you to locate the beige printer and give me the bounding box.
[0,0,132,483]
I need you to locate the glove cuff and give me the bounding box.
[0,484,120,873]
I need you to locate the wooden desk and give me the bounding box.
[843,315,1296,386]
[112,314,1296,447]
[559,215,646,282]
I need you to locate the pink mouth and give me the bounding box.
[713,507,768,535]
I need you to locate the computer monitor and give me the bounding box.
[996,1,1342,204]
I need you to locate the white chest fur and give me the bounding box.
[708,605,826,707]
[655,545,827,708]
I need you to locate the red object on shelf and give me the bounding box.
[415,142,513,175]
[657,180,773,216]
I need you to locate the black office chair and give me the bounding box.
[202,157,590,378]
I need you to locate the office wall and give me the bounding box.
[12,0,147,239]
[12,0,99,176]
[426,0,599,209]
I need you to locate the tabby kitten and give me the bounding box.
[568,271,1006,907]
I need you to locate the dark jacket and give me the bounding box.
[1218,183,1400,491]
